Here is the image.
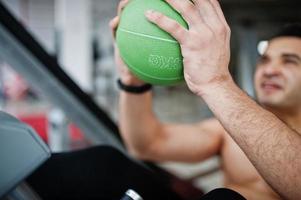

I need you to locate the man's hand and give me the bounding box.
[145,0,231,96]
[109,0,145,86]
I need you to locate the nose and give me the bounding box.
[261,62,282,78]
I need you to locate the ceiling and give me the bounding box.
[220,0,301,39]
[93,0,301,40]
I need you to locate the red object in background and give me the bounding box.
[19,114,48,142]
[69,124,85,141]
[18,114,85,144]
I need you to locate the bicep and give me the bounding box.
[143,119,224,162]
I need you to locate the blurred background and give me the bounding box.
[0,0,300,193]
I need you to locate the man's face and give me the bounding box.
[254,37,301,109]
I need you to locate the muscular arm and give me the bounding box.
[119,90,223,163]
[201,78,301,200]
[142,0,301,198]
[111,1,223,163]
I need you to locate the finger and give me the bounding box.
[165,0,202,27]
[109,16,119,30]
[145,10,188,43]
[209,0,229,27]
[192,0,223,29]
[117,0,129,16]
[207,0,231,40]
[109,16,120,39]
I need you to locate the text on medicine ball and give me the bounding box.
[148,54,181,70]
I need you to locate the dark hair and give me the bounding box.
[271,23,301,40]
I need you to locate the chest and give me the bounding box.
[221,135,263,183]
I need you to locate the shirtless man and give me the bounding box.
[110,0,301,199]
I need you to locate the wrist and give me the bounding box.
[120,76,145,87]
[198,73,235,98]
[117,79,152,94]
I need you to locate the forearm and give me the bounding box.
[141,0,300,197]
[119,90,161,155]
[201,78,301,199]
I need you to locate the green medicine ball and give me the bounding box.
[116,0,188,86]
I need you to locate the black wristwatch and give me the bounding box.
[117,79,152,94]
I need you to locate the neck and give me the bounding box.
[266,105,301,133]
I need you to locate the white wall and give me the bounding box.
[55,0,93,92]
[1,0,55,53]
